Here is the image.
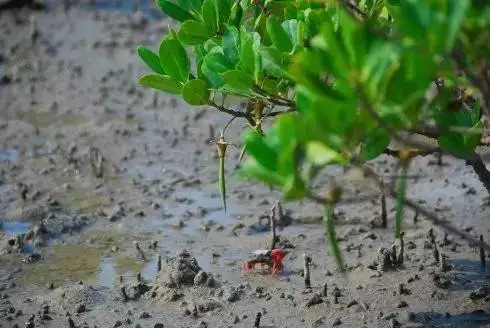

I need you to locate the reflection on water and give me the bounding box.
[1,220,31,236]
[45,0,164,19]
[0,149,19,162]
[97,255,158,287]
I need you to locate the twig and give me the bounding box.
[209,101,254,125]
[254,312,262,328]
[303,253,312,289]
[465,152,490,194]
[380,180,387,229]
[269,204,278,251]
[480,235,486,268]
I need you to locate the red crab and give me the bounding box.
[242,249,287,275]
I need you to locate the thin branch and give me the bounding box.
[266,108,296,117]
[466,151,490,194]
[253,86,296,109]
[383,148,440,158]
[209,102,255,125]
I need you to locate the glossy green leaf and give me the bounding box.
[229,1,243,26]
[260,47,291,79]
[202,61,225,88]
[159,37,190,83]
[359,129,391,161]
[222,26,240,65]
[138,74,182,94]
[222,70,253,92]
[182,79,210,105]
[178,20,212,45]
[244,129,278,172]
[137,45,165,75]
[281,19,298,46]
[266,16,293,53]
[175,0,201,11]
[155,0,196,22]
[202,0,218,33]
[306,141,345,166]
[445,0,470,51]
[204,52,233,73]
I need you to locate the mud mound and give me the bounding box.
[44,284,105,312]
[156,249,202,288]
[149,250,221,306]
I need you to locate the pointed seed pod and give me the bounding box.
[216,137,228,212]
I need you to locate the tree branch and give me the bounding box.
[466,152,490,194]
[209,102,255,125]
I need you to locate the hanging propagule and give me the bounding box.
[303,253,312,289]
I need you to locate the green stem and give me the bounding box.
[324,205,344,272]
[219,155,226,212]
[395,165,408,238]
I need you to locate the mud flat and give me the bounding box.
[0,2,489,328]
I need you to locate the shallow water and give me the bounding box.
[1,220,31,236]
[0,148,19,162]
[45,0,164,19]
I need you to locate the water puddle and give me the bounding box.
[0,148,19,162]
[56,186,109,215]
[21,244,104,286]
[44,0,163,19]
[0,220,31,236]
[97,255,158,287]
[19,110,87,128]
[414,311,490,327]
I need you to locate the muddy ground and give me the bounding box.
[0,1,489,328]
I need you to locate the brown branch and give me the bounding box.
[209,102,255,125]
[466,151,490,194]
[383,148,440,158]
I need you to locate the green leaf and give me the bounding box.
[137,45,165,75]
[222,70,253,92]
[178,20,212,45]
[229,1,244,26]
[260,47,291,79]
[222,26,240,65]
[239,28,260,75]
[204,52,233,73]
[216,0,232,29]
[244,129,278,172]
[281,19,298,47]
[306,141,345,166]
[445,0,470,51]
[159,37,190,83]
[202,0,218,33]
[359,129,391,161]
[266,16,293,53]
[155,0,196,22]
[175,0,201,11]
[138,74,182,94]
[182,79,210,105]
[202,61,225,88]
